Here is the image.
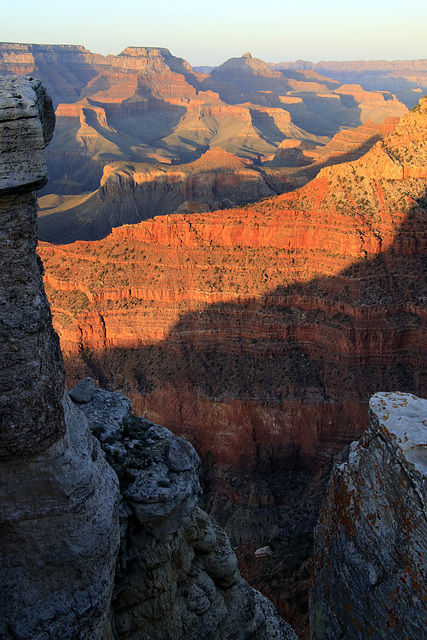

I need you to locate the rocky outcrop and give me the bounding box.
[72,379,296,639]
[310,392,427,639]
[0,75,63,458]
[0,75,120,639]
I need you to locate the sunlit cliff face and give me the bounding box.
[38,98,427,473]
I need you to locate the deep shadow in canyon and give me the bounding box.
[62,196,426,637]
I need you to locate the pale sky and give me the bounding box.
[2,0,427,67]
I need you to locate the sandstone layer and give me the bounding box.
[311,392,427,639]
[0,75,120,639]
[38,148,308,242]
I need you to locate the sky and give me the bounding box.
[3,0,427,67]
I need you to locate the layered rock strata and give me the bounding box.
[311,392,427,639]
[40,97,427,474]
[0,75,120,639]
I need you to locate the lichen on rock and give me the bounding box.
[310,391,427,639]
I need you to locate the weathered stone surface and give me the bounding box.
[0,75,120,639]
[0,75,55,192]
[310,392,427,639]
[0,395,121,639]
[76,385,297,639]
[68,375,96,403]
[0,76,62,460]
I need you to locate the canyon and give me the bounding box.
[0,44,413,242]
[0,74,297,640]
[40,95,427,469]
[1,69,426,639]
[38,93,427,633]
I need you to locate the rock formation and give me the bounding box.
[270,59,427,109]
[0,75,120,639]
[311,392,427,639]
[0,74,296,640]
[37,147,309,243]
[71,378,296,639]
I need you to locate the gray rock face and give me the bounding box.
[76,384,297,640]
[0,395,120,639]
[310,392,427,640]
[0,76,120,639]
[0,75,63,460]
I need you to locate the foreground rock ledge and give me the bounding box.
[311,392,427,640]
[72,378,297,639]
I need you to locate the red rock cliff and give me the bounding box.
[39,98,427,473]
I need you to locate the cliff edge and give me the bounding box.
[311,391,427,639]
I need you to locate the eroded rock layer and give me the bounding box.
[311,392,427,639]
